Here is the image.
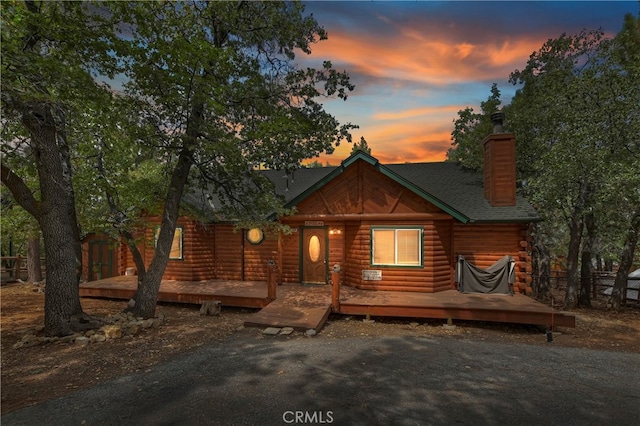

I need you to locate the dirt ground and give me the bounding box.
[2,282,640,415]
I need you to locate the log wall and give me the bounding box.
[212,224,242,280]
[280,229,300,283]
[453,222,531,287]
[243,233,278,282]
[343,220,455,293]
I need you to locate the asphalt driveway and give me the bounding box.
[3,332,639,425]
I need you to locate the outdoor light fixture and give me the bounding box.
[246,228,264,244]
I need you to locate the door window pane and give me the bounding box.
[308,235,321,262]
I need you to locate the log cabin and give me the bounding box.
[91,121,540,294]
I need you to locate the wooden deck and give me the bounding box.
[80,276,272,308]
[79,276,575,331]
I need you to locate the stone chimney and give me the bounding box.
[483,111,516,206]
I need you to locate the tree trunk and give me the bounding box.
[27,235,43,283]
[564,184,588,310]
[531,224,551,302]
[579,210,596,307]
[129,146,194,318]
[128,97,203,318]
[610,209,640,311]
[25,104,84,336]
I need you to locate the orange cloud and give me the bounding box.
[309,28,546,85]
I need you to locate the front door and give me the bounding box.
[88,240,114,281]
[302,228,328,284]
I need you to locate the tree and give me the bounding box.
[101,1,356,318]
[606,12,640,310]
[448,13,640,309]
[447,83,502,171]
[350,136,371,156]
[1,1,116,335]
[508,23,639,309]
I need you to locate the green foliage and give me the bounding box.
[106,0,356,228]
[447,83,502,171]
[350,136,372,156]
[448,12,640,274]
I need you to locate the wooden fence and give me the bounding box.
[550,270,639,304]
[0,256,46,283]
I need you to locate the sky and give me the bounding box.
[297,1,638,165]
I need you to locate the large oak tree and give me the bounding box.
[1,1,355,331]
[1,1,118,335]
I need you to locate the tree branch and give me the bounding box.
[0,162,40,218]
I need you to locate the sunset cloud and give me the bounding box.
[301,1,634,164]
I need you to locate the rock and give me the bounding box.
[409,322,419,327]
[155,312,166,321]
[85,330,96,337]
[101,325,123,339]
[262,327,281,335]
[57,334,80,344]
[280,327,294,335]
[34,325,45,333]
[90,334,106,343]
[152,319,163,328]
[199,300,221,316]
[21,333,38,343]
[75,337,90,346]
[305,329,317,336]
[141,319,154,329]
[125,325,140,336]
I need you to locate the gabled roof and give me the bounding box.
[184,151,540,224]
[263,151,539,224]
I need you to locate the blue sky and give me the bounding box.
[298,1,638,164]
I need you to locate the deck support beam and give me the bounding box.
[331,271,341,312]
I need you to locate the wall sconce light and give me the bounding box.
[329,228,342,235]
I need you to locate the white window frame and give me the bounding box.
[371,227,423,267]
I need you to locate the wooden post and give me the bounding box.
[267,263,277,301]
[13,256,22,280]
[331,270,340,312]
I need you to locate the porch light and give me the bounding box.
[247,228,264,244]
[329,228,342,235]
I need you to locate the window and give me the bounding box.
[371,227,422,267]
[155,227,183,260]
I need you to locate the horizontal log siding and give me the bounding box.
[426,220,455,292]
[344,222,367,287]
[280,230,300,283]
[214,224,243,280]
[453,223,530,286]
[243,235,278,282]
[184,222,216,281]
[328,223,346,274]
[342,220,455,293]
